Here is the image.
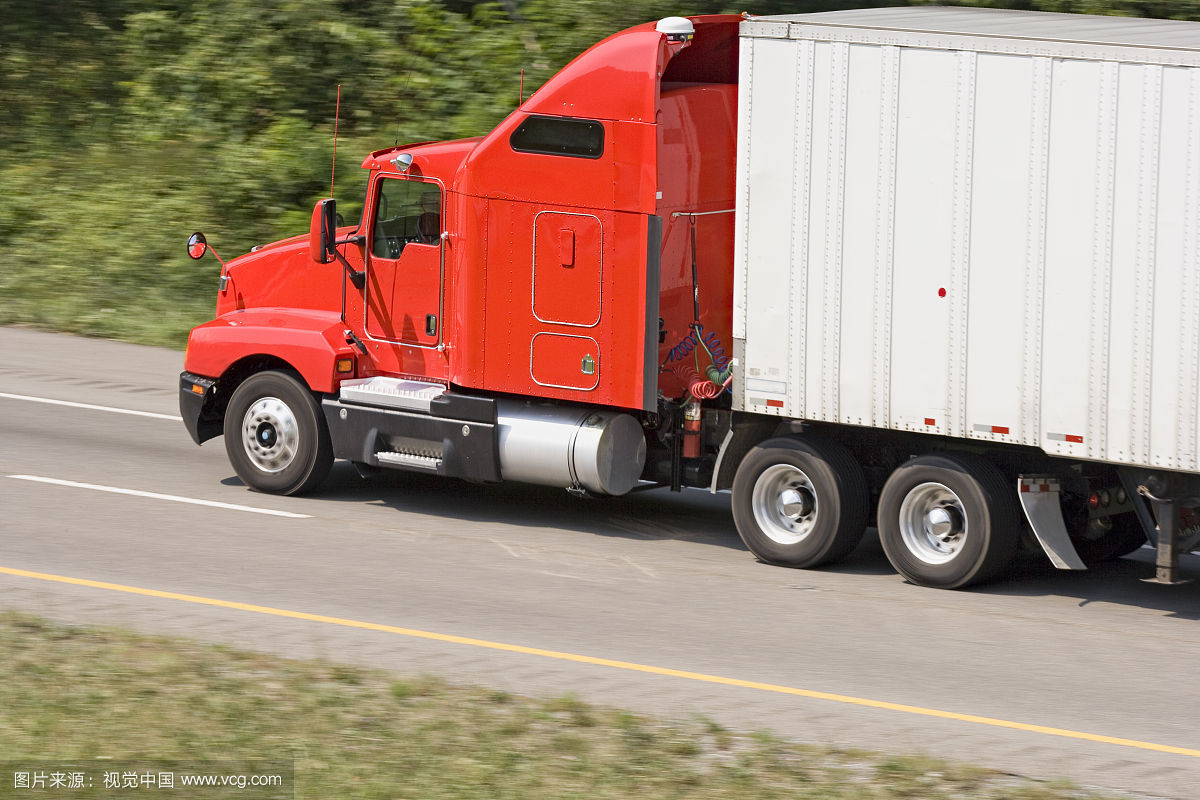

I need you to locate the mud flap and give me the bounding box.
[1018,476,1087,571]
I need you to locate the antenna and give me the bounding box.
[330,84,342,199]
[519,69,525,105]
[395,69,416,148]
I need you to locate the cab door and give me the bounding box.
[364,176,444,347]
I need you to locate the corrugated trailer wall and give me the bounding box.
[734,11,1200,473]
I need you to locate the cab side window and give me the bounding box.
[372,178,442,259]
[509,116,604,159]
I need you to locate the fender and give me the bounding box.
[184,308,357,393]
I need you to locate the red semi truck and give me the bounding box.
[182,10,1200,588]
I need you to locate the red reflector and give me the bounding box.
[1066,434,1083,444]
[1088,492,1100,510]
[924,418,936,426]
[992,426,1009,435]
[766,399,784,408]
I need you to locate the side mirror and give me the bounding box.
[187,232,208,260]
[309,199,337,264]
[185,230,229,291]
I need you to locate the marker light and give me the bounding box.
[335,358,355,374]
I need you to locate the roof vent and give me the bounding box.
[656,17,694,42]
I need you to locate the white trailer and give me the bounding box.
[724,7,1200,587]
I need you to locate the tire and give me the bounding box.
[878,453,1019,589]
[223,370,333,495]
[731,436,869,568]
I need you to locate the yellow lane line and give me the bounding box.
[2,564,1197,759]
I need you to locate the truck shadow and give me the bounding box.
[288,462,749,552]
[985,549,1200,619]
[225,465,1200,613]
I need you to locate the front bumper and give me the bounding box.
[179,371,221,444]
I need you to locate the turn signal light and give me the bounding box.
[191,384,205,395]
[335,358,355,374]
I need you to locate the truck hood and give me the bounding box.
[237,232,309,260]
[217,233,345,318]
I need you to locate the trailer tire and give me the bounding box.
[224,370,333,496]
[878,453,1019,589]
[732,436,868,568]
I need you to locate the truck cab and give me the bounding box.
[180,15,741,498]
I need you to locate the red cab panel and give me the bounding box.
[533,212,603,327]
[531,333,601,391]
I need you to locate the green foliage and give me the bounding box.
[1,0,1196,347]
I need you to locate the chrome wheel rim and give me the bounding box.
[898,481,967,564]
[751,464,819,545]
[241,396,300,473]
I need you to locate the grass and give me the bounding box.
[0,296,209,351]
[0,612,1126,800]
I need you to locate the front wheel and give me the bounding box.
[878,453,1019,589]
[223,370,333,495]
[731,436,868,568]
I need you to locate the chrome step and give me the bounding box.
[339,376,445,413]
[375,451,441,472]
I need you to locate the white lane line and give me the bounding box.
[7,475,311,519]
[0,392,183,421]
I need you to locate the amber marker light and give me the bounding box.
[191,384,205,395]
[335,358,355,374]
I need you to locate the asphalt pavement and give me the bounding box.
[2,326,1198,798]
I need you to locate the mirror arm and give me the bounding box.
[330,247,365,290]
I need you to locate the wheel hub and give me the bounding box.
[751,464,819,545]
[780,487,816,520]
[898,482,968,564]
[256,422,278,449]
[925,505,963,541]
[241,396,300,474]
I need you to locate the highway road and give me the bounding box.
[2,326,1198,798]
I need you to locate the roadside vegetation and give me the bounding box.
[2,0,1197,348]
[0,612,1128,800]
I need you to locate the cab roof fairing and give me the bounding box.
[361,137,484,175]
[516,14,741,124]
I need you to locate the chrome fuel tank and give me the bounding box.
[495,401,647,496]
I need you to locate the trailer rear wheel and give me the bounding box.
[878,453,1019,589]
[732,436,868,568]
[224,370,333,496]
